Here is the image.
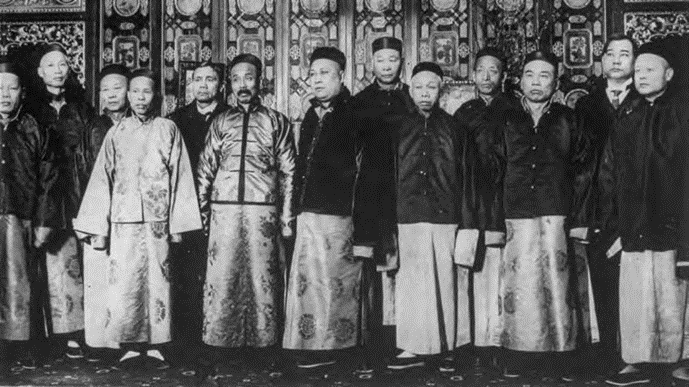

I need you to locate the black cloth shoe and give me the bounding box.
[605,372,651,386]
[297,354,336,369]
[18,351,37,370]
[502,367,521,378]
[387,356,425,370]
[438,356,456,373]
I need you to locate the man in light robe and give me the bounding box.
[0,58,60,376]
[385,62,479,372]
[168,61,229,353]
[480,51,588,378]
[453,47,519,369]
[282,46,379,369]
[73,68,201,370]
[194,53,295,381]
[24,43,94,364]
[598,38,689,386]
[81,63,130,358]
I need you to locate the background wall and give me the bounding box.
[0,0,686,118]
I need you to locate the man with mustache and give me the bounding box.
[23,43,96,366]
[74,68,201,370]
[194,53,295,381]
[168,61,229,356]
[385,62,479,373]
[481,51,588,378]
[0,58,61,377]
[597,37,688,386]
[453,47,519,370]
[570,34,639,377]
[282,46,380,370]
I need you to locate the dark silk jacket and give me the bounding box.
[196,99,296,233]
[0,107,61,228]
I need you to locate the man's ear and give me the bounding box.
[37,66,44,79]
[665,67,675,83]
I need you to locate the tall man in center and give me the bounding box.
[282,46,380,368]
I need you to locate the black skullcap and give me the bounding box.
[129,68,158,88]
[412,62,443,78]
[637,38,677,68]
[309,46,346,70]
[195,60,225,80]
[523,50,559,73]
[372,37,402,54]
[475,46,505,64]
[98,64,130,83]
[228,54,262,79]
[0,57,20,76]
[37,42,67,62]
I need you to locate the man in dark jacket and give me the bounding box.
[0,58,61,375]
[282,46,379,369]
[24,43,95,363]
[168,61,229,354]
[386,62,480,373]
[453,47,519,368]
[572,34,638,373]
[599,38,688,387]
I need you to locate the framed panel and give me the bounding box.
[178,61,197,108]
[0,0,85,13]
[176,34,202,63]
[113,35,140,69]
[563,29,593,69]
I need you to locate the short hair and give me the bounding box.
[194,61,224,80]
[228,54,262,80]
[603,34,638,57]
[129,68,159,90]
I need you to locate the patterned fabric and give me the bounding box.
[202,204,282,348]
[0,215,31,341]
[396,223,471,355]
[283,213,361,350]
[83,243,112,348]
[45,230,84,334]
[500,216,577,352]
[619,250,689,364]
[474,246,502,347]
[104,222,171,346]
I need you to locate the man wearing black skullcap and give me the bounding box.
[282,46,380,369]
[74,68,201,370]
[452,46,519,369]
[22,42,95,365]
[385,62,480,372]
[0,58,61,376]
[167,60,228,360]
[481,50,588,378]
[193,53,296,382]
[352,36,414,369]
[596,37,689,386]
[567,34,640,377]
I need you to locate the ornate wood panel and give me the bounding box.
[0,0,85,13]
[100,0,153,70]
[352,0,405,94]
[225,0,278,109]
[624,11,689,44]
[161,0,213,115]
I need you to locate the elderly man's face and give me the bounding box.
[602,39,634,81]
[410,71,441,112]
[372,48,402,85]
[634,53,673,100]
[128,76,155,116]
[230,62,258,105]
[38,51,69,88]
[309,59,343,103]
[521,60,556,103]
[100,74,128,113]
[473,55,503,97]
[0,73,22,116]
[193,66,221,104]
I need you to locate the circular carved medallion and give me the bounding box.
[364,0,391,13]
[300,0,328,15]
[430,0,458,12]
[175,0,202,16]
[113,0,140,17]
[237,0,265,15]
[564,0,590,9]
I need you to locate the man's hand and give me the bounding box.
[282,226,293,239]
[170,233,182,243]
[90,235,108,250]
[33,227,53,249]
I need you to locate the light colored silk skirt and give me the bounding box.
[46,230,84,334]
[0,215,31,341]
[474,246,502,347]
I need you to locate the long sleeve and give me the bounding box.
[72,129,115,237]
[593,131,618,254]
[167,122,202,235]
[34,123,62,228]
[454,125,481,266]
[274,112,296,234]
[569,108,594,231]
[196,118,222,232]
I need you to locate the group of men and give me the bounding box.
[0,32,686,387]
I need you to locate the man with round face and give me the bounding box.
[282,46,382,370]
[384,61,479,373]
[74,68,201,370]
[597,38,689,386]
[0,59,60,376]
[23,43,96,366]
[193,53,296,382]
[486,51,587,378]
[572,34,640,375]
[168,62,229,359]
[453,47,519,369]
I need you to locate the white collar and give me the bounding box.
[196,101,218,115]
